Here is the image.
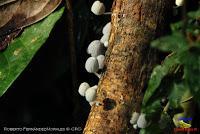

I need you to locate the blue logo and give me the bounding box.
[178,117,192,122]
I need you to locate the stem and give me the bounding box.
[163,102,170,113]
[65,0,79,120]
[103,12,112,15]
[94,72,101,79]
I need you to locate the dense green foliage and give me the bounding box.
[141,9,200,133]
[0,7,64,96]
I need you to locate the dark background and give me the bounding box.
[0,0,112,133]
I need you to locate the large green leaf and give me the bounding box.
[0,7,64,96]
[168,83,189,108]
[142,54,180,106]
[142,100,162,119]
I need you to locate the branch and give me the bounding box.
[84,0,174,133]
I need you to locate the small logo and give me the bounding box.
[178,120,191,128]
[174,117,199,133]
[178,117,192,128]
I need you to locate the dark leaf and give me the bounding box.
[0,0,20,28]
[142,54,180,106]
[168,83,189,109]
[0,0,17,6]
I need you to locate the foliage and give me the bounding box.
[141,8,200,134]
[0,7,64,96]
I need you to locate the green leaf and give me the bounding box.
[170,22,183,32]
[142,100,162,119]
[0,7,64,96]
[139,124,163,134]
[168,83,189,108]
[151,32,187,52]
[142,54,180,106]
[159,112,173,130]
[188,9,200,19]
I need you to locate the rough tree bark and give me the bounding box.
[84,0,173,133]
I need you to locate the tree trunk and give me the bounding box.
[84,0,173,133]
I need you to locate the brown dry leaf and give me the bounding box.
[0,0,62,37]
[0,0,20,28]
[0,0,17,6]
[0,0,62,51]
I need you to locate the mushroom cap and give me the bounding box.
[91,1,105,15]
[133,124,138,130]
[85,85,98,102]
[85,57,99,73]
[104,41,109,47]
[175,0,184,7]
[89,101,95,106]
[102,22,111,35]
[100,34,110,44]
[130,112,140,125]
[97,55,105,69]
[137,113,148,128]
[87,40,105,57]
[78,82,90,96]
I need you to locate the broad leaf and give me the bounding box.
[0,0,20,28]
[142,54,180,105]
[142,100,162,119]
[0,0,16,6]
[168,83,189,108]
[0,7,64,96]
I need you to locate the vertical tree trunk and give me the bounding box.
[84,0,173,133]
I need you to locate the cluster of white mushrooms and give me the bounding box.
[78,1,111,106]
[130,112,149,129]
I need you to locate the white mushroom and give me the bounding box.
[89,101,101,106]
[104,41,109,47]
[78,82,90,96]
[102,22,111,35]
[100,22,111,45]
[130,112,140,125]
[85,57,99,73]
[89,101,95,106]
[137,113,148,128]
[91,1,105,15]
[133,124,138,130]
[85,85,98,102]
[97,55,105,69]
[87,40,105,57]
[175,0,184,7]
[100,34,110,44]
